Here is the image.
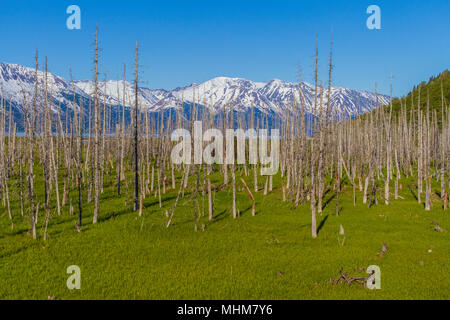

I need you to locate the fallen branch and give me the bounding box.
[241,178,256,216]
[377,242,388,258]
[432,221,446,233]
[330,267,369,287]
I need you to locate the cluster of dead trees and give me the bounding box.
[0,33,448,240]
[277,37,449,238]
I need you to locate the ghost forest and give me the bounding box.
[0,29,449,245]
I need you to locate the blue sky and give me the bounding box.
[0,0,449,96]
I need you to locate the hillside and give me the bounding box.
[389,70,450,120]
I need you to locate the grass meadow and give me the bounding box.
[1,168,449,300]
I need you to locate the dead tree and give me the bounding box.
[93,26,101,224]
[133,42,140,212]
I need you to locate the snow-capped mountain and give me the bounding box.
[74,76,390,117]
[74,80,172,111]
[0,62,88,114]
[0,62,390,123]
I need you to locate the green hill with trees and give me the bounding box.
[388,70,449,122]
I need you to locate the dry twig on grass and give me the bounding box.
[377,242,388,258]
[432,221,446,232]
[330,268,369,287]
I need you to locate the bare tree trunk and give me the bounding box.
[93,26,101,224]
[28,50,38,239]
[133,42,140,212]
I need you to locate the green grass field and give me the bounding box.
[1,169,449,300]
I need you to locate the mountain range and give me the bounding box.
[0,62,390,128]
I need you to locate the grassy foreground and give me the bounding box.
[0,172,449,300]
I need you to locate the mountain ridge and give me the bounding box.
[0,62,390,123]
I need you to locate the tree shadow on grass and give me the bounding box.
[298,223,310,230]
[323,188,331,198]
[209,209,228,225]
[317,215,329,235]
[239,205,253,217]
[408,184,418,201]
[169,207,229,227]
[0,245,31,259]
[97,206,137,223]
[322,193,336,211]
[8,227,32,237]
[144,195,178,209]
